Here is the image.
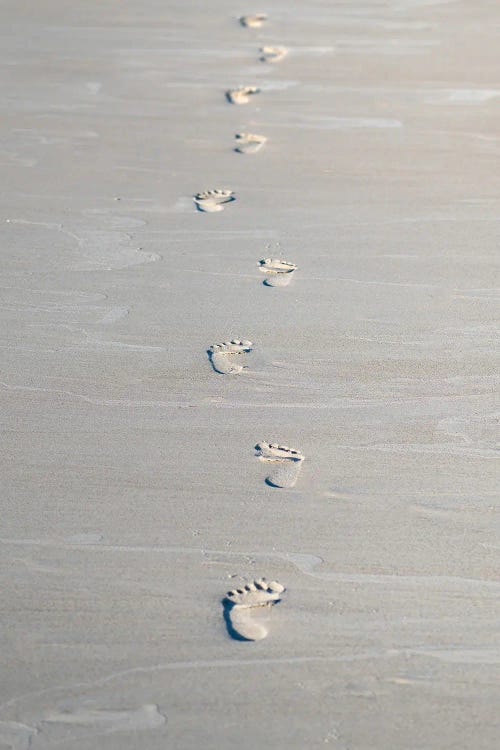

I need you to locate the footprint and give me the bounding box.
[255,442,305,488]
[226,86,260,105]
[223,578,285,641]
[208,339,253,374]
[194,189,235,213]
[259,46,288,63]
[239,14,268,28]
[235,132,267,154]
[259,257,297,287]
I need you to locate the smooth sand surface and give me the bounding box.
[1,0,499,748]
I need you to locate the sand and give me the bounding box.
[0,0,499,748]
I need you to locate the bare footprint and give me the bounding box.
[255,442,305,488]
[223,578,285,641]
[194,189,235,213]
[235,132,267,154]
[226,86,260,105]
[208,339,253,374]
[259,257,297,287]
[239,14,268,28]
[260,46,288,63]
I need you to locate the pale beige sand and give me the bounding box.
[1,1,499,749]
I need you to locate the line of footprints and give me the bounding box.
[195,13,295,640]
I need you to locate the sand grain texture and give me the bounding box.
[0,0,499,749]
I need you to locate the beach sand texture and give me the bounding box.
[1,0,499,748]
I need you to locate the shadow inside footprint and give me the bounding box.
[207,349,247,375]
[222,601,253,641]
[265,476,286,488]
